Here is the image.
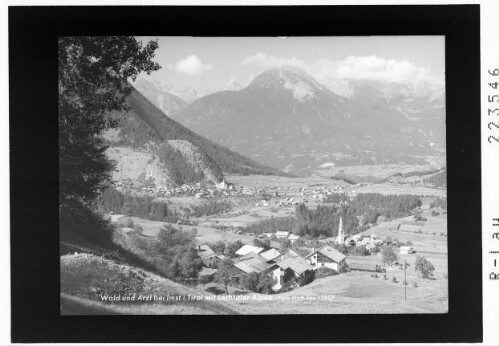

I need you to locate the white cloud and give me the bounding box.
[242,52,306,69]
[241,53,440,85]
[335,55,433,83]
[224,77,244,91]
[173,54,213,76]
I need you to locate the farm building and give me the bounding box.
[272,256,314,290]
[399,246,414,254]
[235,244,264,257]
[305,245,347,273]
[276,231,290,239]
[196,244,218,267]
[275,249,300,262]
[259,248,281,262]
[233,252,275,275]
[198,267,218,279]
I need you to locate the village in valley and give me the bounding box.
[82,168,448,314]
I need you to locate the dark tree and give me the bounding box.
[241,272,260,292]
[59,36,160,215]
[214,259,238,293]
[414,256,435,279]
[381,246,398,265]
[256,272,276,294]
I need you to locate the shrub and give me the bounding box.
[200,274,214,285]
[132,224,144,235]
[412,281,418,288]
[299,271,315,287]
[414,256,435,279]
[121,217,134,228]
[373,273,378,278]
[381,246,399,265]
[315,267,338,279]
[349,245,370,256]
[241,272,260,292]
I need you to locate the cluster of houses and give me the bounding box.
[256,231,301,244]
[114,178,258,199]
[196,242,347,291]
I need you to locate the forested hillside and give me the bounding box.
[424,169,447,187]
[243,193,422,238]
[111,87,290,177]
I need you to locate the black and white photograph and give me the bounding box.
[59,35,449,315]
[9,3,488,343]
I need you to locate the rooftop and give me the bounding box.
[277,256,314,275]
[235,245,264,256]
[306,245,346,263]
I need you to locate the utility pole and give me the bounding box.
[404,259,407,301]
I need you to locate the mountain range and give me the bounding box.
[152,67,445,175]
[103,84,290,186]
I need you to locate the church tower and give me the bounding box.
[337,216,344,244]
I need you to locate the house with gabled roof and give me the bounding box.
[196,244,218,267]
[305,245,347,273]
[287,234,300,244]
[275,231,290,239]
[272,256,314,290]
[233,252,275,275]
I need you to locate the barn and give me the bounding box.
[399,246,414,254]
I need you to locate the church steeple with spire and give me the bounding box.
[337,216,344,244]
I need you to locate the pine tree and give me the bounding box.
[59,36,160,216]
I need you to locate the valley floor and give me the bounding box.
[63,173,448,315]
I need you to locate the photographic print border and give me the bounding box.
[9,4,481,343]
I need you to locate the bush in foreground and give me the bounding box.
[315,267,338,279]
[414,256,435,279]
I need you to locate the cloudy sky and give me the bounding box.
[136,36,445,91]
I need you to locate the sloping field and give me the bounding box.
[105,146,170,183]
[352,183,446,197]
[214,270,447,314]
[60,253,242,315]
[110,215,256,244]
[225,174,348,189]
[314,163,437,179]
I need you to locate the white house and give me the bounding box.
[216,179,229,189]
[288,234,300,244]
[399,246,414,254]
[276,231,290,239]
[305,245,347,273]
